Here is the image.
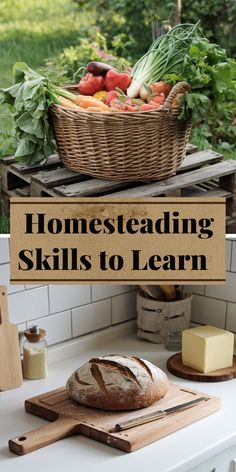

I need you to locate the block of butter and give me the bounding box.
[182,325,234,373]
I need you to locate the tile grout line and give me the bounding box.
[225,301,228,329]
[70,308,73,339]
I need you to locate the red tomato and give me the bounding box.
[148,100,161,108]
[105,90,119,105]
[151,81,172,97]
[110,99,126,111]
[150,93,165,104]
[125,104,138,112]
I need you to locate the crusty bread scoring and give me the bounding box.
[66,354,169,410]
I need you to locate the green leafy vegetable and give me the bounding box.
[1,63,77,166]
[170,37,236,135]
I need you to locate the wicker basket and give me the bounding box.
[50,81,191,181]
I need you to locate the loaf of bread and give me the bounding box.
[66,354,169,410]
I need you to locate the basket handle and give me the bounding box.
[163,81,191,109]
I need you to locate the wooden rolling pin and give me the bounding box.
[160,285,177,301]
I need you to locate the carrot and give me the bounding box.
[74,95,110,110]
[57,96,83,110]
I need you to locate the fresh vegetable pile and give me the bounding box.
[1,22,235,166]
[75,62,172,112]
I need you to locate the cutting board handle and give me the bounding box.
[9,416,80,455]
[0,286,9,326]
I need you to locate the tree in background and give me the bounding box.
[73,0,176,59]
[182,0,236,56]
[73,0,236,58]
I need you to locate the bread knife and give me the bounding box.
[109,396,209,433]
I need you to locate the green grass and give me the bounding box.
[0,0,90,231]
[220,150,236,160]
[0,202,10,234]
[0,0,88,87]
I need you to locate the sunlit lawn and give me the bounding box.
[0,0,88,87]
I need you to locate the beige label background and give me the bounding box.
[10,197,225,284]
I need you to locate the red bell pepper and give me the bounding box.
[78,73,104,95]
[104,69,132,92]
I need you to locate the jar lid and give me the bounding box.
[24,325,46,342]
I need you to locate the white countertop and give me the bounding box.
[1,323,236,472]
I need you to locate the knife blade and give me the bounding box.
[109,396,209,433]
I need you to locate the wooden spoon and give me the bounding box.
[160,285,177,301]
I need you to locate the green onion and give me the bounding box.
[127,22,202,98]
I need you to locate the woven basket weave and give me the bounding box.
[50,81,191,181]
[137,290,193,344]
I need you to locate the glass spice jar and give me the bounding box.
[165,327,182,351]
[23,326,48,380]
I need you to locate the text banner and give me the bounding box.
[10,197,225,284]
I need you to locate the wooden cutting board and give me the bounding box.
[9,383,220,454]
[167,352,236,382]
[0,285,23,391]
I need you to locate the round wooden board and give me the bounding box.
[167,353,236,382]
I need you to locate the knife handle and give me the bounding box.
[110,410,166,433]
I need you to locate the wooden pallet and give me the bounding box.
[1,144,236,231]
[0,144,197,196]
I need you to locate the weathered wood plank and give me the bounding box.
[0,166,30,190]
[0,156,15,166]
[179,150,223,173]
[31,167,87,188]
[110,160,236,197]
[182,186,232,198]
[10,154,61,175]
[30,181,56,197]
[220,173,236,194]
[185,143,198,154]
[226,216,236,232]
[15,186,30,197]
[54,178,132,197]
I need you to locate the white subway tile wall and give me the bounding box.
[231,242,236,272]
[91,285,130,302]
[0,238,9,264]
[226,240,232,271]
[0,239,137,347]
[112,291,137,325]
[27,310,72,346]
[0,238,236,350]
[72,299,111,337]
[8,286,49,324]
[48,284,91,313]
[184,238,236,331]
[0,263,24,294]
[190,294,227,328]
[226,302,236,332]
